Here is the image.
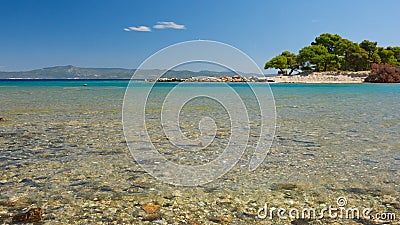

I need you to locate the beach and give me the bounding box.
[269,71,370,83]
[0,81,399,224]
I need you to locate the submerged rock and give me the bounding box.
[132,181,151,188]
[142,213,162,221]
[0,213,11,223]
[272,183,298,190]
[209,214,233,223]
[12,208,43,223]
[142,203,161,214]
[141,203,162,221]
[20,178,40,187]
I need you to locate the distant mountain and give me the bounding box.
[0,65,270,79]
[0,65,134,79]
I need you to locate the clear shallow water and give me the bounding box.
[0,80,399,224]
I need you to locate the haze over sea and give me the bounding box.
[0,80,399,223]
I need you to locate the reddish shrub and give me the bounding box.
[365,63,400,83]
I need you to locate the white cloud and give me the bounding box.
[153,21,185,30]
[124,21,185,32]
[124,26,151,32]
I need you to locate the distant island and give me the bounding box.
[0,65,263,80]
[265,33,400,83]
[0,65,134,79]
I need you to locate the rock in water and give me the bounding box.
[209,214,233,223]
[142,213,161,221]
[141,203,161,214]
[12,208,43,223]
[141,203,162,221]
[0,117,6,121]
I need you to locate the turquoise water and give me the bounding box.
[0,80,399,224]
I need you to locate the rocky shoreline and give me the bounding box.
[147,75,273,83]
[148,71,372,83]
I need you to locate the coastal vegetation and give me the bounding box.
[365,63,400,83]
[265,33,400,76]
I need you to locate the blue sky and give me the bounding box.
[1,0,400,72]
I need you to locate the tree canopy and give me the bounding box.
[264,51,298,75]
[265,33,400,75]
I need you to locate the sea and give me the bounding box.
[0,79,399,224]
